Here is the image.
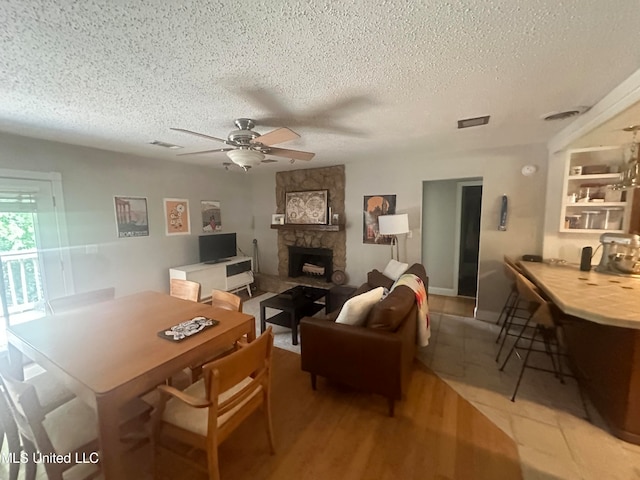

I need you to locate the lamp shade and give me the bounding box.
[226,149,264,168]
[378,214,409,235]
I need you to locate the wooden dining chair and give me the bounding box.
[46,286,116,315]
[188,290,244,383]
[153,327,275,480]
[0,352,76,480]
[210,289,243,312]
[170,279,201,302]
[0,361,102,480]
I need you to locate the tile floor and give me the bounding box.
[423,295,640,480]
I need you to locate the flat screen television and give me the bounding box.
[199,233,237,264]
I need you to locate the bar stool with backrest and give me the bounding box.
[495,256,521,323]
[495,260,537,362]
[498,271,566,401]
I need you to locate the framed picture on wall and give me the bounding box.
[201,200,221,232]
[164,198,190,235]
[114,196,149,238]
[285,190,328,224]
[363,194,396,244]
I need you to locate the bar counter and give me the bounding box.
[517,260,640,330]
[517,260,640,445]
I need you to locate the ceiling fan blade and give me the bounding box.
[177,148,234,156]
[268,147,315,161]
[253,127,299,146]
[170,128,227,143]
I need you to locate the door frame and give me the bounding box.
[453,180,483,296]
[0,168,74,296]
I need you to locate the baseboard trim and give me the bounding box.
[428,287,457,296]
[475,309,501,323]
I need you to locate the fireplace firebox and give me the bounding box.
[288,246,333,283]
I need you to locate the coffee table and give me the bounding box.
[260,285,328,345]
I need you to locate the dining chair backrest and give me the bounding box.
[155,327,275,480]
[170,278,201,303]
[0,359,103,480]
[47,287,115,315]
[514,273,554,328]
[0,359,53,456]
[210,289,242,312]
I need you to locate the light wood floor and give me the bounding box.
[3,294,520,480]
[156,347,520,480]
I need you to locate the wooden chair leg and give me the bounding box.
[206,442,221,480]
[263,396,276,455]
[310,373,317,390]
[22,436,37,480]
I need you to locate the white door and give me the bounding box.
[0,170,72,348]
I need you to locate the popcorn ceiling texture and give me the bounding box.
[1,1,640,170]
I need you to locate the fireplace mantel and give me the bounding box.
[270,224,344,232]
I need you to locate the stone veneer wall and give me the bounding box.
[276,165,346,279]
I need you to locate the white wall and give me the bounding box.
[251,143,548,318]
[250,171,278,275]
[0,130,548,317]
[0,132,254,297]
[422,179,458,292]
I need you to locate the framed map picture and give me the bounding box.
[114,196,149,238]
[285,190,328,224]
[164,198,190,235]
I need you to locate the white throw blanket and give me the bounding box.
[392,273,431,346]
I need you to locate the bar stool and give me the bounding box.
[495,260,535,363]
[499,272,566,401]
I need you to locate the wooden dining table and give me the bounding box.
[6,290,256,479]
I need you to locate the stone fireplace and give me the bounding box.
[275,165,346,283]
[288,246,333,282]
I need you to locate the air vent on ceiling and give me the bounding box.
[149,140,183,149]
[457,115,490,129]
[541,106,590,121]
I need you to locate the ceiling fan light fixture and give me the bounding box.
[226,149,264,168]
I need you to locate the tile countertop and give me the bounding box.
[517,260,640,330]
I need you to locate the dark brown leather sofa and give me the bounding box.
[299,263,428,416]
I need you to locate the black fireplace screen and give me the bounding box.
[288,246,333,282]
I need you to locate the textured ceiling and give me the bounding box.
[1,0,640,171]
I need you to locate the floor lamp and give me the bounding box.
[378,214,409,261]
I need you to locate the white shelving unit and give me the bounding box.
[169,256,253,301]
[560,146,634,233]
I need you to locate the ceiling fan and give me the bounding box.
[171,118,315,171]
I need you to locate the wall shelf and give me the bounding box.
[270,224,344,232]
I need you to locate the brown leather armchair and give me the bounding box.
[300,263,427,416]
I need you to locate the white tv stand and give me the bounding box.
[169,256,253,301]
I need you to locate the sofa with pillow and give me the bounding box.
[299,262,428,416]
